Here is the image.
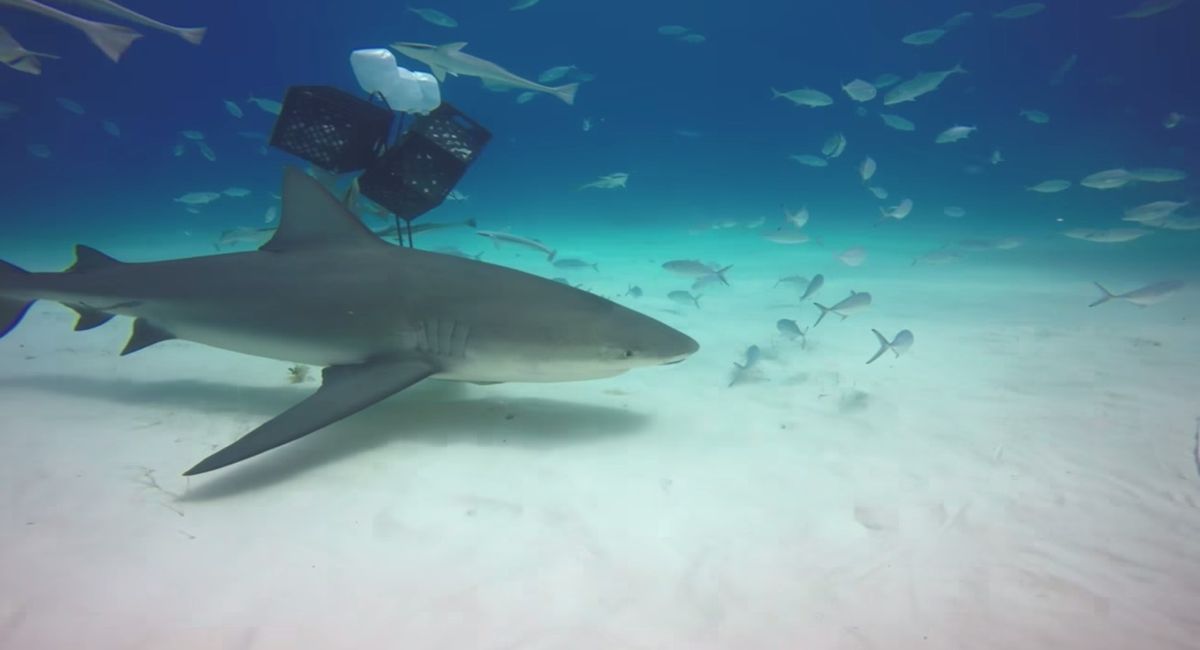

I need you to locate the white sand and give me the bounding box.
[2,230,1200,649]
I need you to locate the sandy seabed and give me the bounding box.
[2,227,1199,650]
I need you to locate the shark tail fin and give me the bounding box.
[866,329,891,365]
[81,21,143,63]
[0,259,33,339]
[1089,282,1117,307]
[176,26,207,45]
[552,82,580,105]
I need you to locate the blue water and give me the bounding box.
[2,0,1197,251]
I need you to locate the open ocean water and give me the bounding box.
[2,1,1200,648]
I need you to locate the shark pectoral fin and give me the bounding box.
[120,318,175,355]
[430,65,448,82]
[183,358,437,476]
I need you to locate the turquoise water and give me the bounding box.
[2,1,1199,648]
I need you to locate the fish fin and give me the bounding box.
[430,65,448,82]
[80,21,142,63]
[442,42,468,51]
[262,168,389,252]
[715,265,733,285]
[120,318,175,356]
[547,250,556,262]
[0,259,32,338]
[66,304,115,332]
[183,358,436,475]
[176,26,206,45]
[1088,282,1116,308]
[812,303,831,328]
[866,329,890,365]
[68,244,122,273]
[552,83,580,105]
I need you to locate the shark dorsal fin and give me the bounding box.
[69,245,122,273]
[261,168,385,253]
[442,42,467,51]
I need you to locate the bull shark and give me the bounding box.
[0,168,697,475]
[390,41,580,105]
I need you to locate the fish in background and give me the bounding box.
[729,345,764,387]
[1019,109,1050,124]
[822,132,847,158]
[901,28,945,46]
[407,7,458,28]
[841,79,877,102]
[880,198,913,221]
[866,329,914,365]
[476,230,556,261]
[771,87,834,108]
[878,113,912,131]
[55,96,85,114]
[510,0,541,10]
[776,319,807,348]
[1162,112,1185,129]
[1080,168,1135,189]
[837,247,867,267]
[784,205,809,228]
[579,173,629,189]
[799,274,824,302]
[942,11,974,29]
[763,228,811,245]
[883,63,965,105]
[790,154,828,167]
[662,260,732,286]
[248,96,283,115]
[100,119,120,136]
[223,100,243,118]
[1089,280,1184,307]
[935,125,976,143]
[1114,0,1183,19]
[552,258,598,272]
[994,3,1046,19]
[813,291,872,327]
[391,41,580,105]
[1027,179,1072,193]
[858,157,877,182]
[1049,53,1077,86]
[0,0,141,62]
[625,285,643,298]
[0,101,18,119]
[56,0,205,44]
[1063,228,1152,243]
[0,25,61,74]
[668,290,701,309]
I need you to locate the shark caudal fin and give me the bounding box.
[0,259,33,338]
[552,82,580,105]
[1088,282,1117,308]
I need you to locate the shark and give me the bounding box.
[0,168,697,476]
[390,41,580,105]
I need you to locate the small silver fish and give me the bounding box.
[668,290,701,309]
[476,230,555,260]
[813,291,872,327]
[1089,280,1184,307]
[776,319,807,348]
[866,329,914,364]
[799,274,824,302]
